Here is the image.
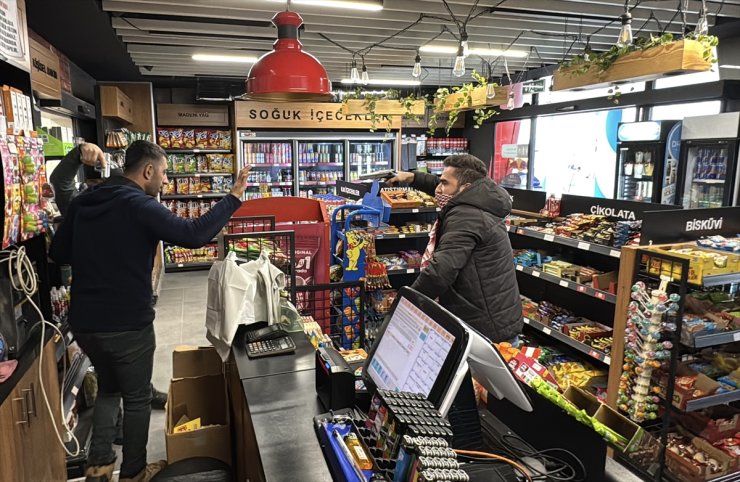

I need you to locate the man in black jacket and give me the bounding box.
[50,143,169,410]
[50,141,250,482]
[390,155,522,343]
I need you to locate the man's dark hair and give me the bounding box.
[124,140,167,172]
[444,154,487,185]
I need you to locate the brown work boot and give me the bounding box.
[119,460,167,482]
[84,462,115,482]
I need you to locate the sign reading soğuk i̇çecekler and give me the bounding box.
[234,101,402,129]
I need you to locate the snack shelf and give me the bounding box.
[251,163,292,168]
[244,182,293,187]
[374,232,430,240]
[506,225,622,259]
[167,172,233,178]
[692,179,726,184]
[165,261,215,271]
[515,264,617,303]
[390,207,441,214]
[700,272,740,288]
[161,193,229,200]
[299,162,344,168]
[522,317,611,365]
[686,329,740,349]
[387,267,421,276]
[683,389,740,412]
[164,148,231,154]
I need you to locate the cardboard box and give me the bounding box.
[665,434,734,482]
[657,364,721,411]
[677,407,740,443]
[165,346,231,466]
[591,271,618,294]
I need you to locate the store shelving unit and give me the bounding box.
[610,245,740,482]
[161,193,228,200]
[164,148,231,154]
[506,225,622,259]
[522,317,612,365]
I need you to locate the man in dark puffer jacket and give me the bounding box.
[389,155,522,342]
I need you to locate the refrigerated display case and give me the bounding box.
[677,112,740,208]
[614,120,678,203]
[237,131,397,198]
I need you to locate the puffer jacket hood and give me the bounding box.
[445,177,512,219]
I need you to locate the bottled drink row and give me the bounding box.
[622,150,655,178]
[300,170,342,182]
[691,148,728,181]
[690,184,724,208]
[298,143,343,164]
[242,142,293,164]
[245,170,343,183]
[424,137,468,156]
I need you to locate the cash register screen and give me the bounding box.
[366,295,459,401]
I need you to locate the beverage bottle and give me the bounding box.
[717,149,727,180]
[707,149,718,179]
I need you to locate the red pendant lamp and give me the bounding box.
[246,10,332,102]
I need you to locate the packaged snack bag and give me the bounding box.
[157,128,170,148]
[196,155,208,172]
[208,129,220,148]
[184,155,197,173]
[195,129,209,148]
[170,128,184,149]
[189,177,200,194]
[183,129,196,149]
[220,130,232,150]
[176,178,189,194]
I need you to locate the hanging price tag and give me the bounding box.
[559,280,569,288]
[516,265,523,271]
[610,249,621,258]
[544,234,555,242]
[196,194,203,199]
[542,327,552,335]
[412,208,419,213]
[516,229,524,235]
[733,332,740,342]
[193,149,201,153]
[577,285,587,293]
[577,241,590,251]
[522,318,530,324]
[406,268,416,274]
[604,356,611,365]
[595,292,606,300]
[589,350,599,359]
[398,234,406,239]
[532,271,541,278]
[177,263,184,267]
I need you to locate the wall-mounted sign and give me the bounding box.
[640,207,740,245]
[235,101,402,130]
[58,52,72,94]
[503,187,545,213]
[157,103,230,127]
[501,144,529,159]
[29,32,61,100]
[617,121,662,142]
[0,0,30,73]
[560,194,679,221]
[522,79,546,94]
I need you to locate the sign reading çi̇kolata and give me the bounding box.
[235,101,402,129]
[156,103,230,127]
[559,194,679,221]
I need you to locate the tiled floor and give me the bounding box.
[73,270,641,482]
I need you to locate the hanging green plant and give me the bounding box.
[428,71,500,136]
[340,88,427,132]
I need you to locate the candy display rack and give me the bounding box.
[610,245,740,482]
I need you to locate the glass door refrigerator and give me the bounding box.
[614,120,678,203]
[296,137,345,198]
[677,112,740,208]
[348,133,397,181]
[238,132,295,200]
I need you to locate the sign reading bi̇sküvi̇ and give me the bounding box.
[640,207,740,245]
[234,101,402,130]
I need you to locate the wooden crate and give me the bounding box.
[341,99,426,116]
[438,85,510,113]
[553,40,712,91]
[380,191,421,209]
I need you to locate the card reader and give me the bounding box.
[315,346,356,411]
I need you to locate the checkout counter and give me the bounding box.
[229,328,333,482]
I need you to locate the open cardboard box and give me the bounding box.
[665,434,734,482]
[564,386,646,452]
[657,363,721,411]
[165,346,232,466]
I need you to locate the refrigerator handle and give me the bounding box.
[293,139,299,197]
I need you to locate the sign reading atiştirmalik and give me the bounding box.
[235,101,402,130]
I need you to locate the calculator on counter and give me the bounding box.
[245,325,296,358]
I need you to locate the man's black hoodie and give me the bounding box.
[50,177,241,333]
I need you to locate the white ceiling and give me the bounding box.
[101,0,740,86]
